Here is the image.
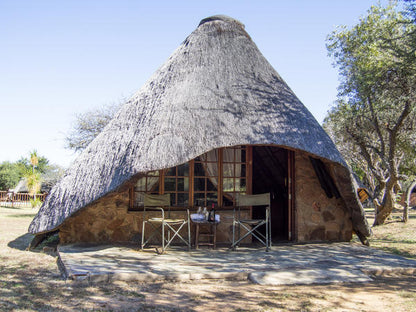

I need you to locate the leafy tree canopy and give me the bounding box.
[0,161,21,191]
[16,154,49,176]
[325,2,416,225]
[0,152,64,192]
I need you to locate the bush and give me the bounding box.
[30,198,43,208]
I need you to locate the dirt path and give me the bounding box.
[1,206,415,311]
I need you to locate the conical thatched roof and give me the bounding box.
[29,15,370,237]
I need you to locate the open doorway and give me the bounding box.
[252,146,291,242]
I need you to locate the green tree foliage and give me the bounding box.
[65,103,121,152]
[325,3,416,226]
[0,151,64,193]
[16,153,49,176]
[25,169,42,197]
[24,150,42,198]
[0,162,21,191]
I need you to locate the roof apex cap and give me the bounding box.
[198,15,245,28]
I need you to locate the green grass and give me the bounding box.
[6,213,37,218]
[368,217,416,259]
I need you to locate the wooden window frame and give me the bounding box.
[193,150,220,207]
[163,163,190,207]
[129,146,252,210]
[221,146,250,207]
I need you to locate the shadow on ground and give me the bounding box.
[1,260,415,312]
[7,233,34,250]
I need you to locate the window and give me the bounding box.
[130,171,160,211]
[222,146,248,206]
[129,146,251,210]
[164,163,189,207]
[194,150,219,207]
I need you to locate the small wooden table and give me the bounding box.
[193,220,220,249]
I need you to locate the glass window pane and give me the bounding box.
[165,167,176,176]
[235,148,241,162]
[194,162,205,177]
[235,178,240,192]
[204,162,218,177]
[148,170,159,176]
[151,184,159,192]
[235,178,246,192]
[222,193,235,206]
[135,177,146,191]
[223,163,234,177]
[223,178,234,192]
[240,178,246,192]
[177,163,189,176]
[147,176,159,192]
[206,178,218,191]
[177,178,189,192]
[194,193,205,207]
[169,193,176,206]
[206,192,218,206]
[223,148,234,163]
[177,193,189,206]
[241,148,246,163]
[164,178,176,192]
[241,164,246,177]
[135,192,145,207]
[222,193,233,207]
[234,164,242,177]
[199,153,206,162]
[194,178,205,191]
[204,150,218,162]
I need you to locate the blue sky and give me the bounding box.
[0,0,388,168]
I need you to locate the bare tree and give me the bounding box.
[65,102,122,152]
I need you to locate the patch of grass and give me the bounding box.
[123,290,145,298]
[399,291,416,299]
[300,299,312,311]
[258,300,286,309]
[369,218,416,259]
[377,246,416,259]
[6,213,37,218]
[399,291,416,311]
[273,292,294,299]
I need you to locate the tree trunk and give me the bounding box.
[373,185,396,226]
[403,201,408,223]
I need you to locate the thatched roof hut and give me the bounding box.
[29,15,370,243]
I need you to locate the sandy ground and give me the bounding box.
[1,206,415,312]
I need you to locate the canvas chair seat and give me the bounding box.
[238,219,264,225]
[141,194,191,254]
[148,217,187,224]
[231,193,271,252]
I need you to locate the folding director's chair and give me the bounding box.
[141,194,191,254]
[231,193,271,251]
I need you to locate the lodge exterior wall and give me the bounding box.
[294,153,353,242]
[59,151,353,244]
[59,191,135,243]
[58,191,241,244]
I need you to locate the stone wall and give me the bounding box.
[59,153,353,244]
[58,191,243,244]
[59,191,137,243]
[295,153,353,242]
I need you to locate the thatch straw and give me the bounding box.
[29,15,370,238]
